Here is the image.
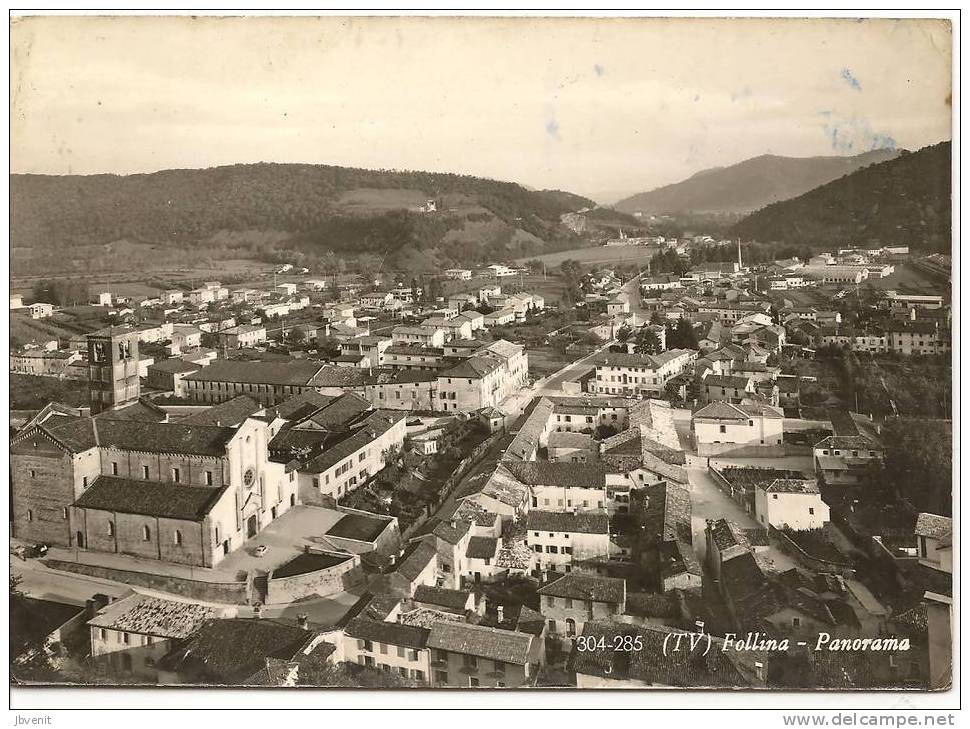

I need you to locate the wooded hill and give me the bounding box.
[732,141,951,252]
[11,163,598,273]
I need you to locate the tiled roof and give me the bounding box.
[75,476,226,521]
[394,538,438,582]
[296,392,371,430]
[163,618,316,684]
[642,481,692,544]
[915,513,952,541]
[702,373,753,390]
[302,410,405,474]
[413,585,473,611]
[270,391,338,421]
[179,395,263,426]
[569,622,751,687]
[345,616,430,650]
[708,518,750,552]
[307,366,375,388]
[503,397,554,461]
[693,401,748,420]
[427,621,533,664]
[764,479,820,494]
[466,536,499,560]
[814,435,880,450]
[88,593,220,638]
[92,419,238,457]
[183,359,324,387]
[526,510,609,535]
[504,461,609,489]
[432,518,471,545]
[440,356,502,379]
[537,573,626,604]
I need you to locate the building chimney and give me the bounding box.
[297,614,309,631]
[497,605,504,623]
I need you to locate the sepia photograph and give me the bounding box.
[6,10,957,714]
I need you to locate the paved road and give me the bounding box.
[685,456,798,573]
[14,558,130,606]
[534,341,614,395]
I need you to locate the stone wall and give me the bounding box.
[43,559,253,604]
[265,552,364,604]
[698,442,797,458]
[11,438,76,547]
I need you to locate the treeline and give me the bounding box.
[30,279,90,306]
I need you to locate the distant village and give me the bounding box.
[9,239,952,690]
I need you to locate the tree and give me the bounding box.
[880,418,952,516]
[666,318,698,349]
[31,278,90,307]
[634,328,662,355]
[616,325,632,344]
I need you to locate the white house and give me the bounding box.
[526,510,610,574]
[754,479,830,531]
[692,401,784,456]
[445,268,472,281]
[914,513,952,574]
[486,264,516,278]
[29,302,55,319]
[592,349,697,397]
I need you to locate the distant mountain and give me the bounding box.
[732,141,951,252]
[10,164,597,274]
[614,149,902,215]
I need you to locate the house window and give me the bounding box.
[435,671,448,684]
[469,677,480,687]
[108,520,115,537]
[206,471,213,486]
[26,509,33,522]
[719,425,726,433]
[172,468,181,483]
[111,462,119,476]
[564,598,573,608]
[62,507,69,520]
[174,530,183,546]
[82,476,88,489]
[142,465,150,479]
[29,470,35,478]
[792,617,801,628]
[772,494,778,500]
[464,655,478,669]
[546,596,555,607]
[142,525,151,541]
[122,632,130,645]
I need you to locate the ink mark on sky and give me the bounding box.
[840,68,862,91]
[820,113,896,153]
[593,64,605,77]
[546,118,561,140]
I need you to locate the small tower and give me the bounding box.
[87,329,140,414]
[737,238,743,271]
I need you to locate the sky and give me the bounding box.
[10,15,953,202]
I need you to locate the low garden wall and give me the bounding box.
[43,559,253,604]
